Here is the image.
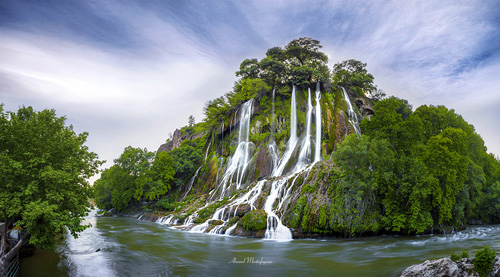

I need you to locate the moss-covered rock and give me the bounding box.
[240,210,267,231]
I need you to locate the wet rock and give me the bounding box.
[489,257,500,276]
[400,258,460,277]
[234,204,251,217]
[255,145,272,179]
[401,257,500,277]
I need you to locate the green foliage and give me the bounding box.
[231,78,270,106]
[169,140,203,188]
[332,59,377,97]
[473,245,496,277]
[234,37,329,90]
[451,250,470,262]
[0,105,102,252]
[240,210,267,231]
[346,96,500,233]
[94,146,178,211]
[462,250,470,259]
[203,96,230,128]
[450,252,461,262]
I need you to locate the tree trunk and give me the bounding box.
[0,233,28,273]
[0,218,9,257]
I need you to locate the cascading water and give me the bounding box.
[158,85,331,241]
[296,88,313,172]
[268,88,279,171]
[264,178,293,240]
[181,165,202,199]
[314,82,322,163]
[341,87,361,135]
[215,99,254,199]
[273,86,298,177]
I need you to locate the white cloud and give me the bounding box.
[0,30,235,181]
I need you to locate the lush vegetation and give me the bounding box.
[92,37,500,240]
[0,105,102,271]
[94,138,203,212]
[333,97,500,234]
[473,245,497,277]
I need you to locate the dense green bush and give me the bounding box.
[473,245,496,277]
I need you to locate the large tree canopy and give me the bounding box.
[0,105,102,271]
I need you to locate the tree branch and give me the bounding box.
[1,232,28,264]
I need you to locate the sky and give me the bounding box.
[1,0,499,182]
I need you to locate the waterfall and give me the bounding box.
[296,88,313,171]
[271,88,276,138]
[264,178,293,240]
[216,99,254,198]
[268,141,279,173]
[181,165,202,199]
[204,141,212,161]
[314,82,322,163]
[268,88,279,172]
[273,86,298,177]
[341,87,361,135]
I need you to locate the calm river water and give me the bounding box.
[19,210,500,276]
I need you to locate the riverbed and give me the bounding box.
[20,210,500,276]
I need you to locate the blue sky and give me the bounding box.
[1,0,499,180]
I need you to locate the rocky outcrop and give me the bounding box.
[355,97,374,119]
[157,129,205,153]
[400,257,500,277]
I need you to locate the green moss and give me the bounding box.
[317,205,328,231]
[240,210,267,231]
[228,217,239,226]
[301,203,311,231]
[196,198,229,222]
[290,195,307,228]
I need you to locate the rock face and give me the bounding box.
[158,129,184,153]
[157,129,205,153]
[355,97,374,119]
[400,257,500,277]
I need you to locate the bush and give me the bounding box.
[451,253,460,262]
[451,250,470,262]
[473,245,496,277]
[461,250,470,259]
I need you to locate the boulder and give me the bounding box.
[400,258,460,277]
[401,257,500,277]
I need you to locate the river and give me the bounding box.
[19,210,500,276]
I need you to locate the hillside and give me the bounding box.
[94,38,500,239]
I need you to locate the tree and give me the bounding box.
[188,115,195,127]
[169,140,203,188]
[135,151,176,201]
[284,37,328,67]
[235,58,261,79]
[93,147,154,212]
[0,106,102,272]
[332,59,376,96]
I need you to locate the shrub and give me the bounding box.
[473,245,496,277]
[461,250,470,259]
[451,250,470,262]
[451,253,460,262]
